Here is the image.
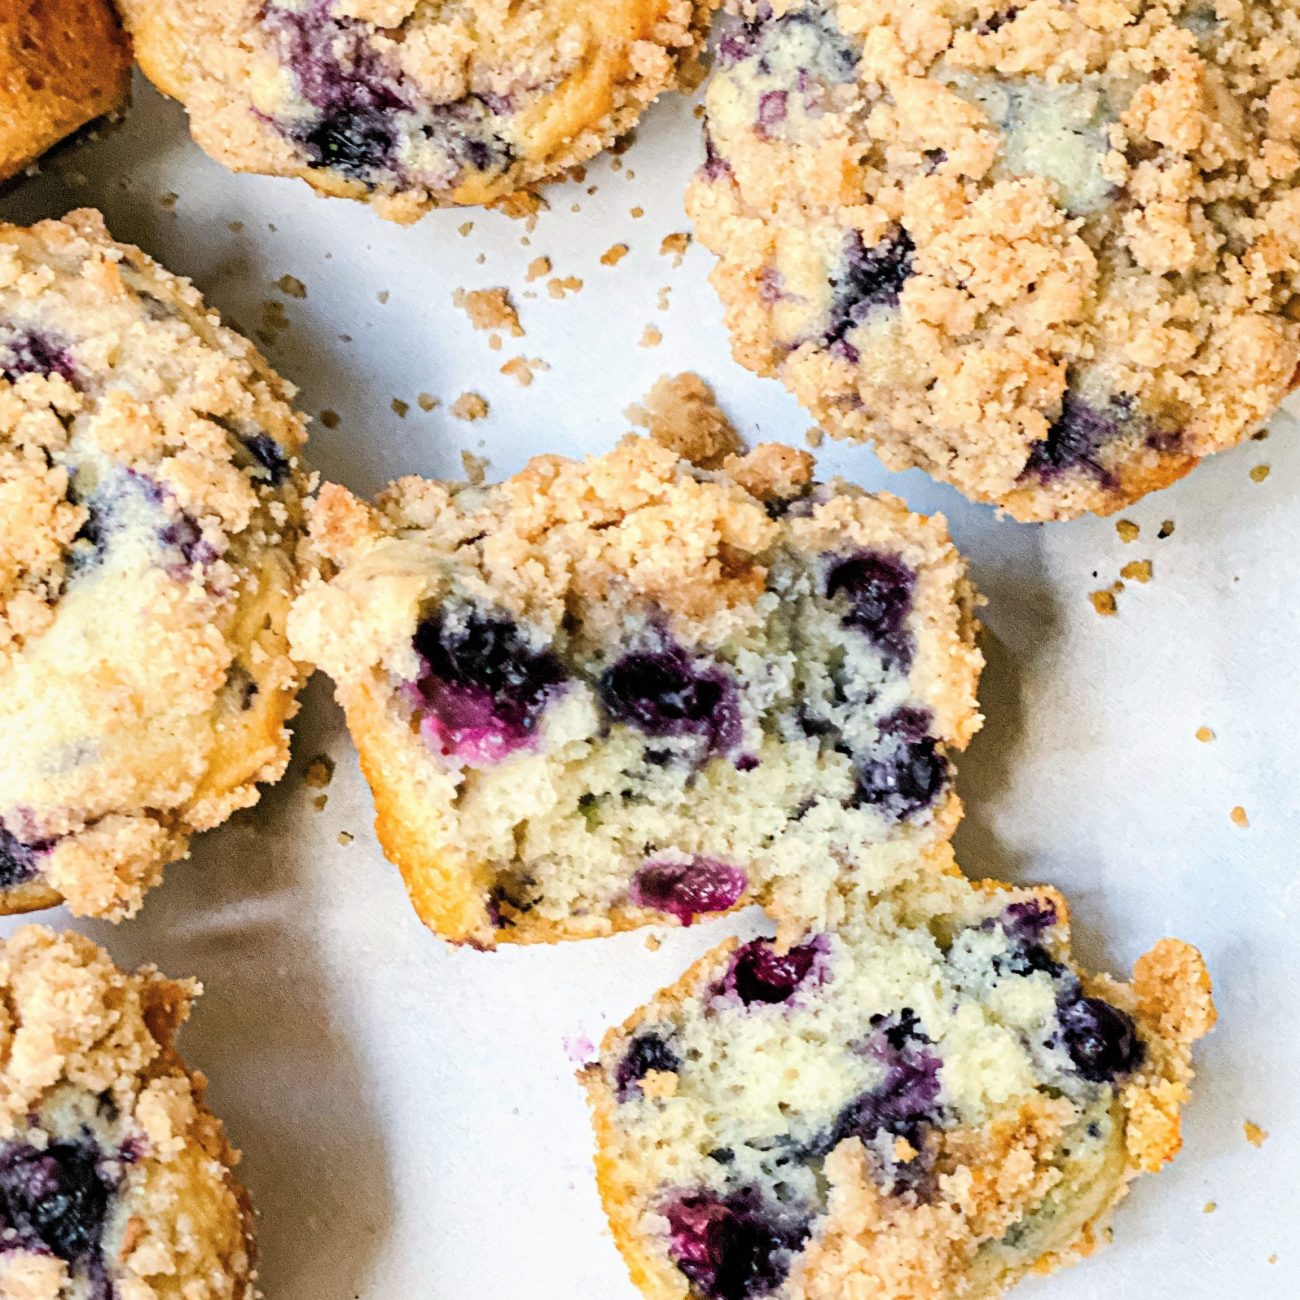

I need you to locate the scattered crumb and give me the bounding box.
[276,274,307,299]
[319,409,340,429]
[376,290,389,304]
[645,933,662,952]
[488,335,503,351]
[458,221,474,236]
[453,286,524,337]
[500,356,549,387]
[660,232,692,266]
[805,426,825,448]
[526,256,551,282]
[391,398,409,418]
[1115,519,1139,543]
[475,252,486,265]
[657,287,672,311]
[1244,1121,1268,1146]
[627,373,743,469]
[492,189,546,222]
[601,243,630,267]
[1250,464,1271,483]
[1090,590,1118,617]
[417,392,438,412]
[312,794,328,812]
[1120,560,1153,583]
[1253,428,1270,441]
[1268,1255,1278,1265]
[1158,519,1175,538]
[640,325,663,348]
[228,221,244,234]
[304,756,335,789]
[337,831,354,846]
[547,276,583,299]
[631,206,645,219]
[158,191,178,210]
[461,451,489,485]
[1196,726,1215,743]
[452,392,489,422]
[1231,806,1250,829]
[1203,1201,1217,1214]
[570,203,581,213]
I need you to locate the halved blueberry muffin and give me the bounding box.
[118,0,716,222]
[688,0,1300,520]
[0,925,256,1298]
[0,210,310,920]
[0,0,131,184]
[288,429,982,946]
[583,854,1215,1300]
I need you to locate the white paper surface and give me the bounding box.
[1,74,1296,1298]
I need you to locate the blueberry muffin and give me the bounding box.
[0,0,132,183]
[0,925,256,1299]
[0,210,310,920]
[583,856,1216,1300]
[118,0,716,222]
[288,432,982,947]
[688,0,1300,521]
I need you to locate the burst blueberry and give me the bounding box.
[413,609,566,763]
[824,549,916,668]
[1055,994,1144,1083]
[1,329,75,382]
[1022,392,1123,486]
[824,228,915,357]
[665,1189,808,1300]
[615,1033,681,1101]
[241,432,291,485]
[630,857,748,924]
[599,643,741,756]
[0,823,42,889]
[0,1139,112,1263]
[723,937,824,1006]
[854,708,947,819]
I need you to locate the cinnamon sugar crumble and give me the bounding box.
[454,287,524,337]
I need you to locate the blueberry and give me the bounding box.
[304,104,403,180]
[1054,995,1144,1083]
[665,1190,808,1300]
[241,432,290,486]
[599,644,741,756]
[0,1139,112,1263]
[756,91,788,136]
[998,898,1059,941]
[1,330,74,382]
[723,937,824,1006]
[0,823,43,890]
[413,608,566,762]
[1022,392,1123,486]
[630,858,748,924]
[986,899,1066,977]
[615,1033,681,1101]
[854,708,948,820]
[161,512,217,568]
[824,228,914,356]
[826,1011,942,1189]
[824,550,916,668]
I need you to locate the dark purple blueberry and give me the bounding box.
[723,937,824,1007]
[304,104,403,180]
[994,940,1064,980]
[630,858,748,924]
[854,708,947,820]
[241,432,290,486]
[975,7,1020,34]
[824,228,914,353]
[615,1033,681,1101]
[599,644,741,757]
[0,1139,112,1263]
[824,550,916,668]
[665,1189,808,1300]
[922,148,947,172]
[701,131,732,180]
[413,608,566,763]
[0,823,43,890]
[0,330,75,383]
[826,1011,942,1190]
[998,898,1058,941]
[1054,995,1144,1083]
[1022,392,1123,486]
